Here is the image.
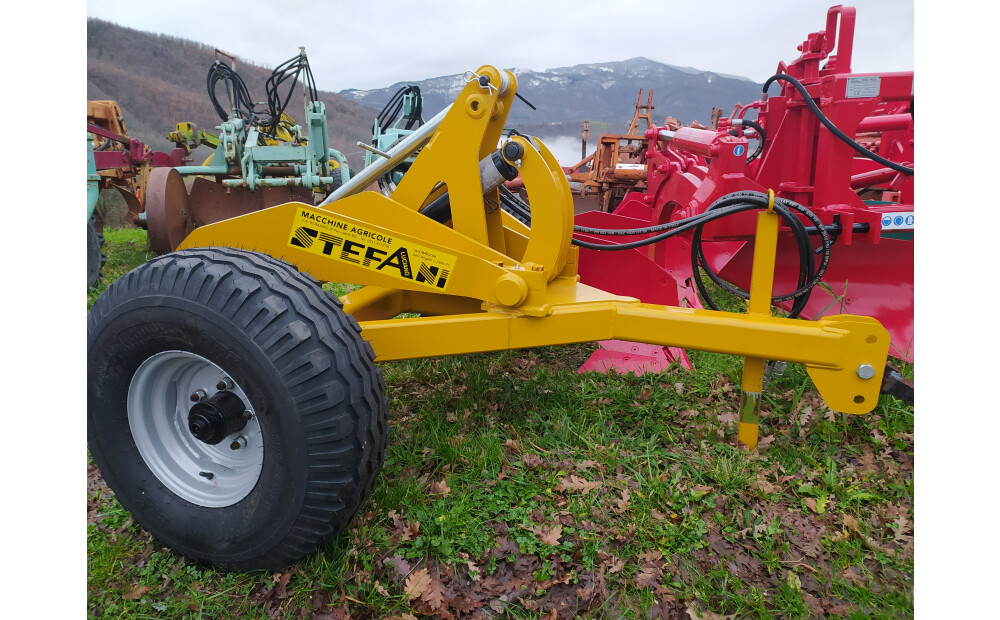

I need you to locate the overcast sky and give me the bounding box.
[87,0,914,92]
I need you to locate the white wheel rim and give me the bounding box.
[127,350,263,507]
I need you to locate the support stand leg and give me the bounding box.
[737,203,780,450]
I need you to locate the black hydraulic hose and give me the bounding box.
[508,189,759,247]
[375,85,423,138]
[729,118,766,163]
[207,61,256,125]
[558,191,830,317]
[404,86,423,131]
[762,73,914,175]
[262,52,316,138]
[691,194,820,316]
[571,206,748,250]
[499,187,532,226]
[206,53,317,142]
[574,213,714,237]
[692,191,829,314]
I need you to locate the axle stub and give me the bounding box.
[188,390,249,445]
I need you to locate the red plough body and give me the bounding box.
[576,5,913,373]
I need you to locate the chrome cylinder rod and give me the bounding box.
[319,104,452,206]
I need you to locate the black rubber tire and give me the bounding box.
[87,216,106,289]
[87,247,388,571]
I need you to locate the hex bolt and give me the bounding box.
[230,436,248,450]
[216,377,233,391]
[190,388,208,402]
[856,364,876,380]
[242,410,253,421]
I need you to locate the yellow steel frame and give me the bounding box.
[178,65,891,447]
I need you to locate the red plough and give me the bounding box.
[575,5,913,374]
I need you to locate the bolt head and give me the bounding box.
[190,388,207,402]
[856,364,877,380]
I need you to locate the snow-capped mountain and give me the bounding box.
[340,57,763,134]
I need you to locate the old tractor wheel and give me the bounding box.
[87,216,106,289]
[87,247,388,570]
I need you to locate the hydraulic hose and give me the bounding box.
[503,190,831,318]
[374,85,423,138]
[690,192,826,317]
[207,61,255,125]
[728,118,766,163]
[206,52,318,142]
[762,73,914,176]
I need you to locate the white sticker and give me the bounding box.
[614,163,646,171]
[846,76,881,99]
[880,211,914,231]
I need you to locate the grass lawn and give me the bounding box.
[87,228,913,619]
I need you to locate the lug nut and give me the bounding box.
[217,377,233,391]
[190,389,208,402]
[856,364,876,380]
[230,436,248,450]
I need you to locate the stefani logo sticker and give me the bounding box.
[289,207,457,290]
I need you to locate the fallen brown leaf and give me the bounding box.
[404,568,431,600]
[122,585,151,600]
[843,514,859,533]
[522,452,544,468]
[636,566,661,588]
[428,479,451,497]
[385,555,412,579]
[417,573,448,611]
[555,474,602,494]
[686,601,736,619]
[614,488,631,514]
[608,558,625,574]
[531,524,563,546]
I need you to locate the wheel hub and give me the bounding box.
[188,391,249,445]
[127,350,264,507]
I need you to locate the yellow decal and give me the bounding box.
[289,207,457,290]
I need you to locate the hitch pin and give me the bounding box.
[356,142,391,159]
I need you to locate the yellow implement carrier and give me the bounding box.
[87,66,893,571]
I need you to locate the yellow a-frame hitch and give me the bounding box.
[178,65,891,448]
